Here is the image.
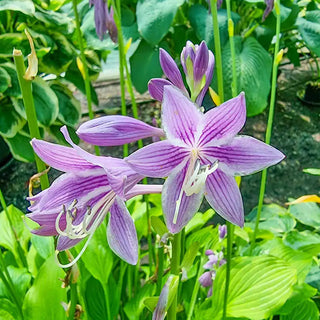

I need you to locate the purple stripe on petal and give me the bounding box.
[205,169,244,227]
[31,139,97,172]
[77,115,165,146]
[94,0,108,40]
[159,49,186,93]
[162,162,203,233]
[162,86,202,146]
[107,198,138,265]
[198,92,246,147]
[203,136,285,176]
[57,236,82,251]
[126,140,189,178]
[193,41,209,84]
[125,184,162,200]
[148,78,172,101]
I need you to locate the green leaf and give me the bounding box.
[185,209,215,234]
[50,83,81,127]
[85,277,108,320]
[0,33,29,58]
[0,298,20,320]
[0,100,25,138]
[199,256,297,319]
[297,11,320,57]
[151,216,168,237]
[136,0,183,46]
[279,299,319,320]
[303,168,320,175]
[1,63,21,97]
[47,124,79,146]
[23,255,67,320]
[186,226,218,249]
[79,223,113,285]
[5,132,35,162]
[31,235,55,260]
[130,40,163,93]
[180,242,200,277]
[289,202,320,228]
[306,265,320,292]
[284,230,320,256]
[0,67,11,93]
[0,0,35,15]
[221,36,272,116]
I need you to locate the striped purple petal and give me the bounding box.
[77,115,165,146]
[162,162,204,233]
[107,197,138,265]
[198,92,246,147]
[205,169,244,227]
[126,140,189,178]
[162,86,202,146]
[31,139,97,172]
[193,41,209,84]
[202,136,285,176]
[148,78,172,101]
[57,237,82,251]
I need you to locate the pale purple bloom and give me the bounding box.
[263,0,274,21]
[219,224,227,239]
[106,6,118,43]
[203,253,218,269]
[27,126,161,266]
[77,115,165,146]
[126,86,284,233]
[199,270,215,288]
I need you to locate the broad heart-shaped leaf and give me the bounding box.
[0,0,35,15]
[289,202,320,228]
[189,5,240,51]
[220,36,272,116]
[297,11,320,57]
[0,67,11,93]
[136,0,184,46]
[1,63,21,97]
[23,255,67,320]
[198,256,297,320]
[283,230,320,256]
[306,265,320,292]
[50,83,81,127]
[0,33,29,58]
[130,40,163,93]
[279,299,319,320]
[30,234,55,260]
[78,223,113,285]
[0,298,20,320]
[0,100,25,138]
[5,132,35,162]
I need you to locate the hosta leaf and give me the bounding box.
[1,63,21,97]
[289,202,320,228]
[23,255,67,320]
[220,36,272,116]
[0,33,29,58]
[5,132,35,162]
[199,256,296,319]
[0,67,11,93]
[130,40,163,93]
[136,0,184,46]
[297,11,320,57]
[0,298,20,320]
[280,299,319,320]
[0,0,35,15]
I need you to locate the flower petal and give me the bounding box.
[159,48,187,93]
[148,78,172,101]
[125,184,162,200]
[31,139,96,172]
[56,236,82,251]
[126,140,189,178]
[107,198,138,265]
[162,86,202,146]
[77,115,165,146]
[205,169,244,227]
[203,136,285,176]
[193,41,209,84]
[162,162,203,233]
[198,93,246,147]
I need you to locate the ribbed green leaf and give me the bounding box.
[284,230,320,256]
[221,36,272,116]
[289,202,320,228]
[280,299,319,320]
[0,298,20,320]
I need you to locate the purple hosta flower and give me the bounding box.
[263,0,274,21]
[219,224,227,239]
[126,86,284,233]
[90,0,117,42]
[27,126,162,267]
[181,41,215,105]
[148,41,214,106]
[77,115,165,146]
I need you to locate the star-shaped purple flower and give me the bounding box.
[126,86,284,233]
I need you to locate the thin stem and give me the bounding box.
[156,246,164,296]
[68,282,78,320]
[103,282,112,320]
[167,232,182,320]
[13,51,49,190]
[251,1,281,249]
[226,0,237,97]
[127,265,132,300]
[71,0,99,156]
[210,0,224,101]
[222,222,234,320]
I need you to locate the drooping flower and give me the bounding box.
[148,41,214,106]
[126,86,284,233]
[262,0,274,21]
[27,126,161,266]
[218,224,227,239]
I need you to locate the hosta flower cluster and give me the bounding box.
[27,41,284,266]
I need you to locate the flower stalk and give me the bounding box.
[13,49,49,190]
[71,0,100,156]
[252,0,281,249]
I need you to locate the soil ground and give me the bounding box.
[1,60,320,216]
